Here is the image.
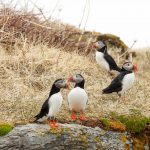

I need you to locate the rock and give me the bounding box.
[0,123,131,150]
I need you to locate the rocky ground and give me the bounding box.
[0,123,134,150]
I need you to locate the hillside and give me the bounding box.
[0,42,150,125]
[0,5,150,134]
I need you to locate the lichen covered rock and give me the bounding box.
[0,123,131,150]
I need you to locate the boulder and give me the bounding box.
[0,123,131,150]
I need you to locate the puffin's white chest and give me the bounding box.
[96,51,110,71]
[48,92,63,117]
[121,73,135,93]
[68,87,88,112]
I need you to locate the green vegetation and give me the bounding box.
[0,123,13,136]
[111,109,150,133]
[100,117,126,132]
[100,118,110,129]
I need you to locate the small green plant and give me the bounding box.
[0,124,13,136]
[111,109,150,133]
[100,118,110,129]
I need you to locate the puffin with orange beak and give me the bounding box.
[67,74,88,121]
[102,61,138,99]
[34,79,69,129]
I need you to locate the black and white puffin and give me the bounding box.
[94,41,122,74]
[102,61,138,98]
[34,79,69,128]
[67,74,88,121]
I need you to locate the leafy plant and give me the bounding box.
[100,118,110,129]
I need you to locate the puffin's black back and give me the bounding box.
[34,79,62,121]
[74,74,85,89]
[104,54,122,72]
[102,71,131,94]
[97,43,122,72]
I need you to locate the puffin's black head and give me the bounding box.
[67,74,85,88]
[122,61,138,72]
[53,79,69,89]
[93,41,107,53]
[49,78,69,97]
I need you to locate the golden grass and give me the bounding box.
[0,3,149,125]
[0,43,150,125]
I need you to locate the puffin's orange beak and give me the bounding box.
[66,76,73,89]
[67,76,73,82]
[93,42,99,48]
[133,64,138,72]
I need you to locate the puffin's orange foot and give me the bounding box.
[53,121,59,128]
[71,114,76,121]
[49,121,54,128]
[79,116,87,121]
[79,113,87,121]
[49,121,58,129]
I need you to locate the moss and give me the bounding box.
[100,118,110,129]
[110,121,126,132]
[111,110,150,133]
[0,123,13,136]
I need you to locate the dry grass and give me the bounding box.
[0,4,149,125]
[0,6,98,56]
[0,5,128,57]
[0,43,150,125]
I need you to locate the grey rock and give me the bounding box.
[0,123,131,150]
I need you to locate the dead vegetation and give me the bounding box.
[0,4,150,125]
[0,4,128,56]
[0,43,150,125]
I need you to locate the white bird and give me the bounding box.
[67,74,88,121]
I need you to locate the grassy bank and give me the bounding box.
[0,3,150,134]
[0,43,150,125]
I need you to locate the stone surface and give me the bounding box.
[0,123,131,150]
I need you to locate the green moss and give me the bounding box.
[100,118,110,129]
[0,124,13,136]
[111,109,150,133]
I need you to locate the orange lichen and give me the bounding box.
[109,121,126,132]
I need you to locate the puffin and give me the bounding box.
[34,79,69,128]
[67,74,88,121]
[94,41,122,74]
[102,61,138,98]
